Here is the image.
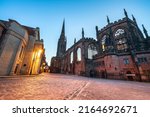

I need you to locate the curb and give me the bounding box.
[0,75,38,78]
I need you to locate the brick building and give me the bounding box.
[94,9,150,81]
[51,9,150,81]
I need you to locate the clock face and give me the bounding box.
[115,29,125,37]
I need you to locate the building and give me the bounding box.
[61,32,98,76]
[50,20,67,73]
[51,9,150,81]
[0,19,44,76]
[94,9,150,81]
[50,21,98,76]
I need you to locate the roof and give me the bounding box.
[23,25,36,36]
[0,19,36,36]
[0,20,8,28]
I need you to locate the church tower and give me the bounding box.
[56,20,67,57]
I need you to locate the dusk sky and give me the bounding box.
[0,0,150,65]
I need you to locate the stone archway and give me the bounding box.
[90,70,96,77]
[101,71,105,78]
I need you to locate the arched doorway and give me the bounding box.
[126,71,134,81]
[101,71,105,78]
[101,70,107,78]
[90,70,96,77]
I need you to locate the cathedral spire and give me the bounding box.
[107,16,110,24]
[132,14,137,24]
[56,20,67,57]
[82,28,85,38]
[142,24,149,38]
[124,9,128,18]
[61,19,65,37]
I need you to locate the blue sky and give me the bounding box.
[0,0,150,65]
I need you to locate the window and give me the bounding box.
[143,70,150,75]
[101,35,106,51]
[115,29,125,37]
[70,52,73,63]
[94,61,105,67]
[138,57,147,64]
[77,48,81,61]
[88,44,98,59]
[123,58,129,64]
[114,29,128,51]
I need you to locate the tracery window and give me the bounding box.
[101,35,106,51]
[115,29,125,37]
[77,48,81,61]
[88,44,97,59]
[114,29,128,51]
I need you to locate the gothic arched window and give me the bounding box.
[77,48,81,61]
[114,28,128,51]
[101,35,106,51]
[70,52,73,63]
[88,44,97,59]
[115,29,125,37]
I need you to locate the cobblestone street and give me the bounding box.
[0,73,150,100]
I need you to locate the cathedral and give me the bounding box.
[50,9,150,82]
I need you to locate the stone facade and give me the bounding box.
[50,20,67,73]
[50,21,98,76]
[51,9,150,81]
[0,19,44,76]
[61,37,97,76]
[94,9,150,81]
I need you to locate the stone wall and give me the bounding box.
[0,32,21,75]
[20,35,36,75]
[0,19,44,76]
